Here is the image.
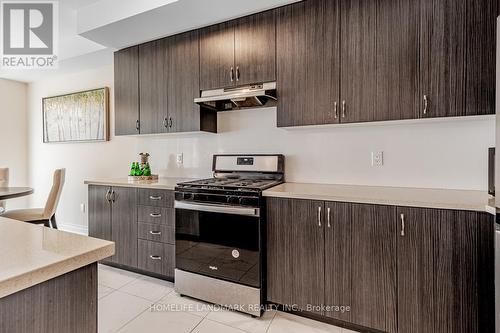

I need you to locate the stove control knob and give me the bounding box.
[183,193,193,200]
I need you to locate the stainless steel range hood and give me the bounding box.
[194,82,277,111]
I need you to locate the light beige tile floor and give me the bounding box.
[98,264,358,333]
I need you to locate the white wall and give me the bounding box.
[27,65,495,233]
[0,79,28,209]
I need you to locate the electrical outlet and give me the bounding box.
[371,151,384,167]
[80,203,86,213]
[176,153,183,165]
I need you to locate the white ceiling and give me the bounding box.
[0,0,298,83]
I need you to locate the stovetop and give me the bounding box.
[177,177,281,191]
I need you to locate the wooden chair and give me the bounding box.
[0,168,8,214]
[2,169,65,228]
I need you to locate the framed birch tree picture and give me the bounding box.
[42,87,109,143]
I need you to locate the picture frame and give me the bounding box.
[42,87,109,143]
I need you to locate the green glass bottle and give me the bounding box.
[135,162,143,176]
[143,163,151,176]
[129,162,135,176]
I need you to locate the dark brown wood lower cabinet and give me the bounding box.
[110,187,138,268]
[350,204,397,333]
[397,207,495,333]
[267,197,325,314]
[324,201,352,322]
[267,197,494,333]
[0,263,97,333]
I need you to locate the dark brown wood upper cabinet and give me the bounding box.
[200,21,235,90]
[139,40,167,134]
[375,0,420,121]
[419,0,466,118]
[167,30,209,133]
[339,0,377,123]
[114,46,140,135]
[200,11,276,91]
[277,0,340,127]
[397,207,495,333]
[465,0,498,116]
[234,10,276,86]
[266,197,325,314]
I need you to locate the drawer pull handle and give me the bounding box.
[149,231,162,235]
[150,213,161,218]
[209,265,218,271]
[149,255,162,260]
[149,196,162,200]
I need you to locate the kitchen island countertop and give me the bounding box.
[0,217,114,298]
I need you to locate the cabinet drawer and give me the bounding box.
[138,189,174,207]
[137,205,174,226]
[138,222,174,244]
[138,239,174,277]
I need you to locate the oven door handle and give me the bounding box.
[174,201,260,217]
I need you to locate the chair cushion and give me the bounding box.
[2,208,45,222]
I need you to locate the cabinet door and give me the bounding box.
[324,202,352,322]
[350,203,397,333]
[88,185,113,262]
[234,10,276,86]
[464,0,498,116]
[111,187,138,268]
[339,0,377,123]
[139,40,167,134]
[419,0,466,118]
[267,197,324,314]
[375,0,419,121]
[276,0,340,127]
[199,22,235,90]
[167,31,201,133]
[114,47,140,135]
[397,207,495,333]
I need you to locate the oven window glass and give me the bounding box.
[176,209,261,287]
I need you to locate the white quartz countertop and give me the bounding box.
[263,182,494,213]
[84,177,196,190]
[0,218,114,298]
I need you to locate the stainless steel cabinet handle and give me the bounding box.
[236,66,240,81]
[111,190,116,203]
[149,255,162,260]
[105,188,111,202]
[149,231,161,235]
[334,102,338,119]
[423,95,428,115]
[169,117,173,128]
[341,101,346,118]
[149,195,162,200]
[400,213,405,237]
[136,120,140,131]
[230,67,234,82]
[163,117,168,128]
[150,213,161,218]
[327,207,331,228]
[317,206,322,227]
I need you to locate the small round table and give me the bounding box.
[0,187,34,200]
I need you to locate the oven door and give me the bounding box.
[174,201,262,288]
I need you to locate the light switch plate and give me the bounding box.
[80,203,86,213]
[371,151,384,167]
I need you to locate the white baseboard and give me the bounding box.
[58,223,88,236]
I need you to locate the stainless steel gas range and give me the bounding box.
[174,154,284,317]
